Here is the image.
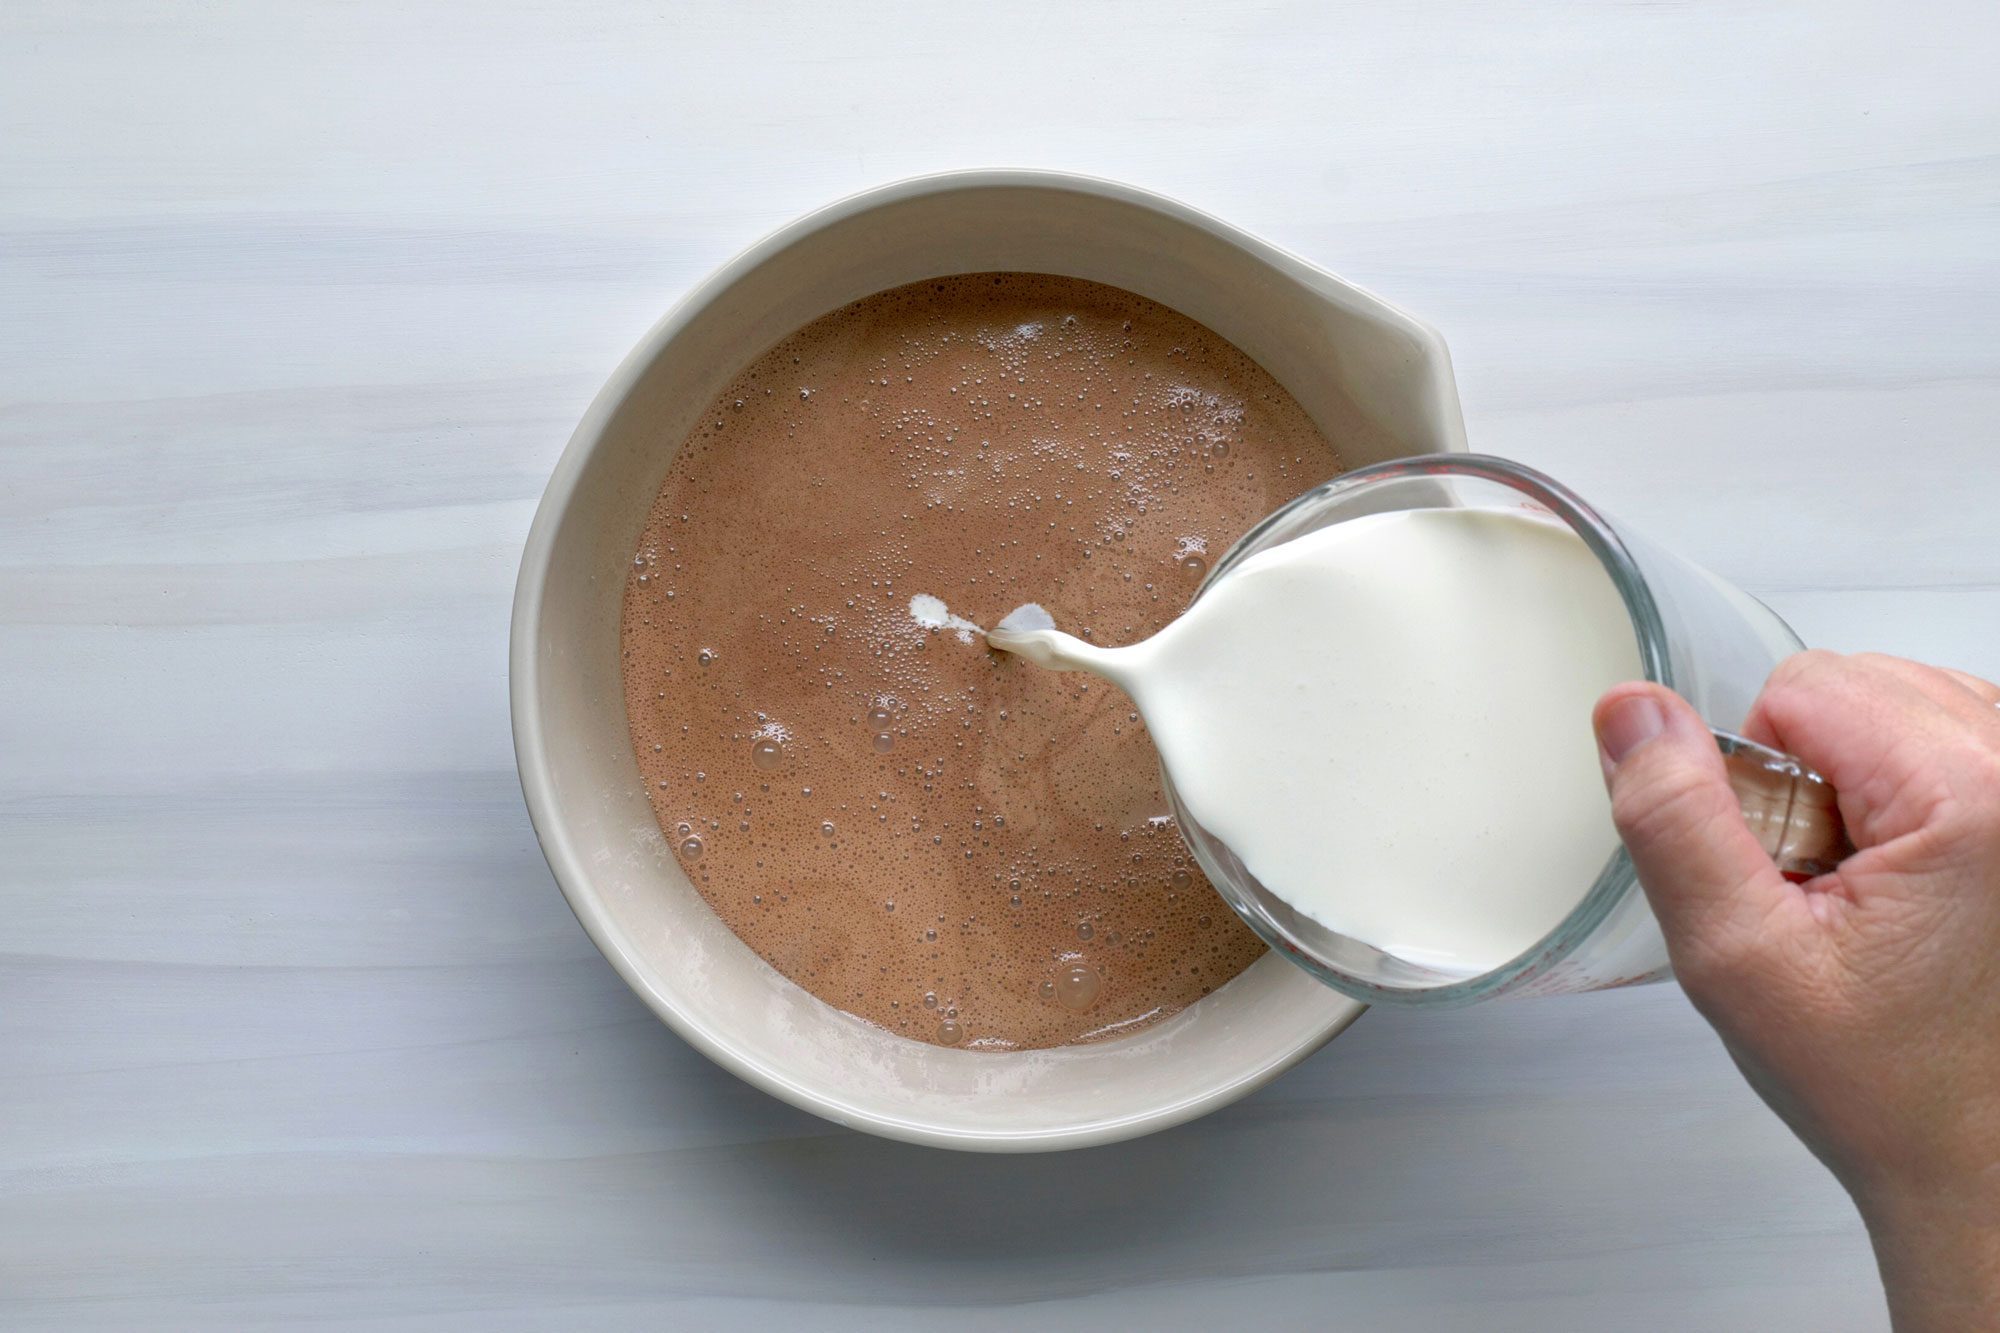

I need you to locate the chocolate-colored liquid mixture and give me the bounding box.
[621,274,1342,1050]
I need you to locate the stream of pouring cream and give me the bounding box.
[985,508,1642,975]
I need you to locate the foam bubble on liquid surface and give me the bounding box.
[908,594,983,644]
[995,603,1055,635]
[616,272,1361,1050]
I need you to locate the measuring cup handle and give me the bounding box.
[1713,729,1853,878]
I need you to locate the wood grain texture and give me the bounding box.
[4,1,1995,1327]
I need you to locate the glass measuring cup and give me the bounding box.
[1168,454,1850,1005]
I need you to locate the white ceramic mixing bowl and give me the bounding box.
[511,169,1466,1150]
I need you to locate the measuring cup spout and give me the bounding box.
[1713,730,1852,878]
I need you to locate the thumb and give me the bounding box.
[1593,682,1792,960]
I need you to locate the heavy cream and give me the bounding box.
[988,507,1643,975]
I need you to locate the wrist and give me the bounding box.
[1856,1181,2000,1330]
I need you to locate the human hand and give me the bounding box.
[1593,652,2000,1332]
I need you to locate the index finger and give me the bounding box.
[1740,651,1969,847]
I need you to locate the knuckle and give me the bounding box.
[1767,648,1839,693]
[1848,651,1903,674]
[1754,653,1853,742]
[1762,650,1840,706]
[1611,753,1722,847]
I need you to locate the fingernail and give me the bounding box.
[1598,694,1665,768]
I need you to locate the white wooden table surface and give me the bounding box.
[6,3,1996,1328]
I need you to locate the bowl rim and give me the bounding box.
[510,167,1457,1150]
